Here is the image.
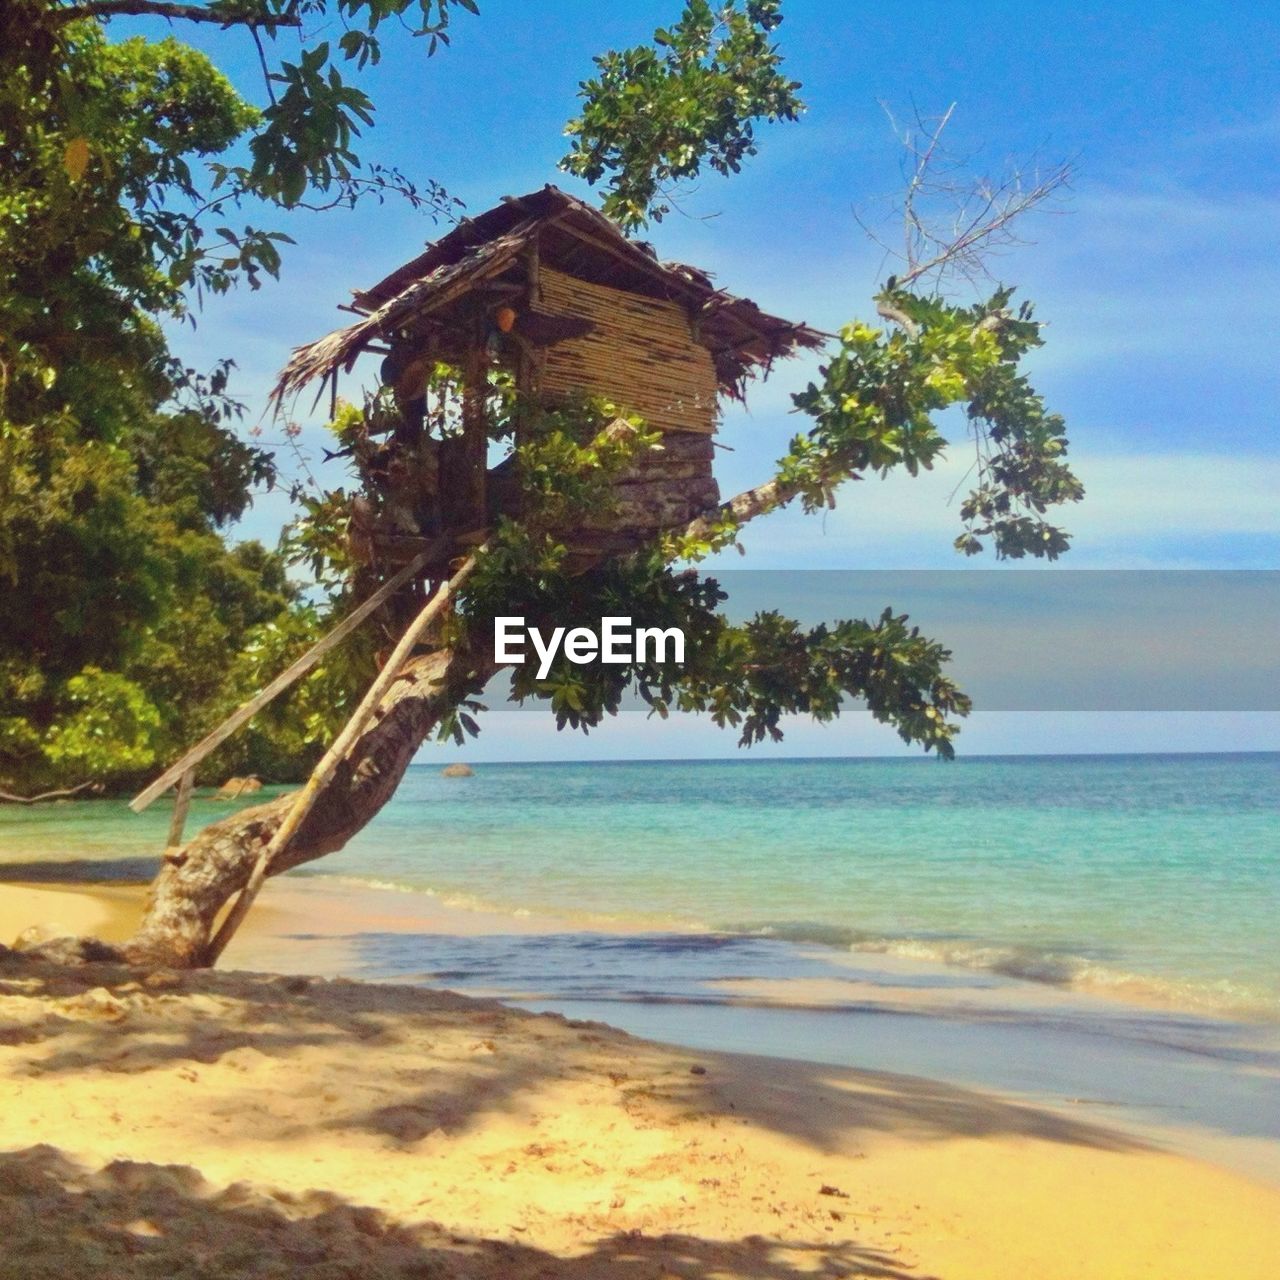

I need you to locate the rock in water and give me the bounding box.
[441,763,474,778]
[216,775,263,799]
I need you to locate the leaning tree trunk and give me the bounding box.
[124,645,499,968]
[117,482,793,970]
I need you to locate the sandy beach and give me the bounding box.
[1,879,1278,1278]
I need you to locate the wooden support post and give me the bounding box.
[200,550,482,967]
[525,236,541,308]
[462,343,489,526]
[163,770,195,860]
[514,239,542,458]
[130,549,436,814]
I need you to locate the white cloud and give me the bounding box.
[703,449,1280,570]
[1014,184,1280,374]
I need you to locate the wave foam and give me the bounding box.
[301,876,1279,1021]
[727,921,1279,1019]
[852,937,1279,1019]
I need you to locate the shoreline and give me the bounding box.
[5,875,1279,1187]
[241,877,1280,1188]
[3,878,1280,1274]
[4,753,1277,1031]
[8,846,1276,1023]
[293,872,1280,1024]
[3,946,1279,1277]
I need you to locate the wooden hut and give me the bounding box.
[273,185,824,571]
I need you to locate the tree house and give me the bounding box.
[273,185,824,572]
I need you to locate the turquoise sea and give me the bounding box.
[2,752,1278,1018]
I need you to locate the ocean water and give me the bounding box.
[2,753,1277,1018]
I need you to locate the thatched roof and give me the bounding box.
[271,186,826,408]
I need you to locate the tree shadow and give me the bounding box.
[1,956,1148,1161]
[0,857,156,884]
[0,958,467,1071]
[705,1051,1146,1154]
[0,1144,931,1280]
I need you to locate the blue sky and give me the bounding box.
[136,1,1279,757]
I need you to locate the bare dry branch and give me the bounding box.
[858,102,1074,297]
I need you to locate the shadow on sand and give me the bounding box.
[0,857,156,884]
[1,958,1146,1157]
[0,1144,929,1280]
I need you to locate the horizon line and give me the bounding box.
[410,749,1280,768]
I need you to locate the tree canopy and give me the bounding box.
[561,0,803,230]
[0,2,466,792]
[1,1,1083,800]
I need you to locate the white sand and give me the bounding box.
[2,881,1279,1277]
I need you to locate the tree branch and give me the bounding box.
[0,781,104,805]
[679,477,797,543]
[250,23,277,104]
[52,1,302,28]
[873,298,920,337]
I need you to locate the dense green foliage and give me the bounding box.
[2,0,1084,792]
[0,3,470,792]
[464,541,972,757]
[784,290,1083,560]
[562,0,803,230]
[445,286,1080,760]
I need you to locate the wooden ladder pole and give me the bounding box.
[130,549,436,814]
[462,344,489,528]
[200,550,482,967]
[163,770,195,859]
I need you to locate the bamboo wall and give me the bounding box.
[537,267,719,436]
